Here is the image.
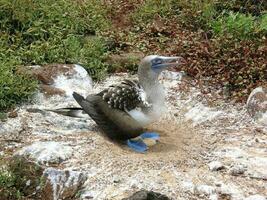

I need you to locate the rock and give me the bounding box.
[16,141,73,165]
[247,87,267,125]
[40,85,66,97]
[113,175,121,183]
[244,194,266,200]
[42,168,87,200]
[228,163,247,176]
[51,64,93,97]
[122,190,171,200]
[29,64,76,85]
[8,110,18,118]
[194,185,216,195]
[208,161,225,171]
[24,64,92,97]
[248,172,267,181]
[218,193,232,200]
[7,156,86,200]
[209,194,219,200]
[185,103,223,126]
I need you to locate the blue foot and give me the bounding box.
[140,132,160,140]
[127,138,148,153]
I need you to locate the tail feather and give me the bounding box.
[46,107,88,118]
[72,92,126,140]
[26,107,87,118]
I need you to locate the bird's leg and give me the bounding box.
[127,138,148,153]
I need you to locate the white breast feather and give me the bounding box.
[127,83,166,126]
[127,109,152,126]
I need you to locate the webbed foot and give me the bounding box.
[140,132,160,140]
[127,138,147,153]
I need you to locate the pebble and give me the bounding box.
[244,194,266,200]
[194,185,216,195]
[229,163,247,176]
[8,110,18,118]
[208,161,224,171]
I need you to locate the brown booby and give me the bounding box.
[70,55,184,152]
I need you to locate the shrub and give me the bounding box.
[211,12,257,39]
[0,61,37,111]
[0,156,44,199]
[0,167,22,199]
[214,0,267,16]
[258,13,267,31]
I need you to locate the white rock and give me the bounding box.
[17,141,73,165]
[53,64,93,97]
[26,179,31,186]
[209,194,218,200]
[257,112,267,126]
[181,181,195,193]
[185,103,223,126]
[229,163,247,176]
[247,87,267,125]
[244,194,266,200]
[194,185,216,195]
[43,168,86,200]
[208,161,224,171]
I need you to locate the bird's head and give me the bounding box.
[138,55,185,81]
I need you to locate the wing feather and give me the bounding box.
[73,92,144,140]
[99,79,150,111]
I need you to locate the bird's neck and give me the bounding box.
[138,71,166,122]
[138,72,165,105]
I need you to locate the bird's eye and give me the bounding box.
[152,58,162,65]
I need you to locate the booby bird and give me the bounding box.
[71,55,184,152]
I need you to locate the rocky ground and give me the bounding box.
[0,64,266,200]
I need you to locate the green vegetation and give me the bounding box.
[0,156,44,199]
[132,0,174,23]
[0,0,266,110]
[0,0,110,110]
[0,166,22,199]
[0,61,37,110]
[211,12,259,39]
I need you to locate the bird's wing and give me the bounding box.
[98,79,151,111]
[73,79,152,140]
[73,92,131,140]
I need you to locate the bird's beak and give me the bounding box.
[154,56,185,70]
[160,56,185,68]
